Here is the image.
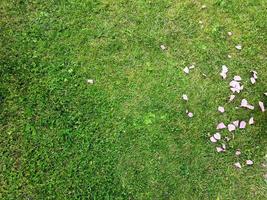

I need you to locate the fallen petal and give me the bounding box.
[222,143,226,150]
[264,92,267,96]
[229,95,236,102]
[210,136,217,143]
[234,162,242,169]
[235,44,242,50]
[228,32,233,36]
[214,133,221,140]
[225,137,231,142]
[216,147,224,152]
[239,121,246,129]
[246,160,253,165]
[222,65,228,73]
[252,70,258,79]
[188,112,194,117]
[233,120,239,127]
[228,54,232,58]
[160,45,166,50]
[182,94,188,101]
[220,72,227,79]
[246,105,255,110]
[217,122,226,130]
[183,67,189,74]
[249,117,254,125]
[185,109,189,114]
[259,101,265,112]
[234,76,242,81]
[228,124,236,132]
[235,150,241,156]
[250,77,256,84]
[86,79,94,84]
[218,106,225,113]
[240,99,248,107]
[201,5,207,9]
[189,64,195,69]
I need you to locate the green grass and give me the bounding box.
[1,0,267,199]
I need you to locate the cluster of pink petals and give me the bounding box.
[229,79,244,93]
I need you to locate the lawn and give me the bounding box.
[1,0,267,199]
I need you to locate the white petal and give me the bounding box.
[259,101,265,112]
[222,65,228,73]
[235,44,242,50]
[185,109,189,114]
[239,121,246,129]
[218,106,225,113]
[188,112,194,117]
[229,80,240,88]
[210,136,217,143]
[229,95,236,102]
[160,45,166,50]
[228,54,232,58]
[252,70,258,79]
[220,73,227,79]
[217,122,226,129]
[246,160,253,165]
[234,162,242,169]
[222,143,226,150]
[228,32,233,36]
[189,64,195,69]
[225,137,231,142]
[86,79,94,84]
[216,147,224,152]
[183,67,189,74]
[246,105,255,110]
[228,124,236,132]
[234,76,242,81]
[264,92,267,96]
[201,5,207,9]
[235,150,241,156]
[182,94,188,101]
[233,120,239,127]
[249,117,254,125]
[250,77,256,84]
[214,133,221,140]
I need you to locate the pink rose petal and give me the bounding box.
[228,124,236,132]
[233,120,239,127]
[234,162,242,169]
[249,117,254,125]
[217,122,226,130]
[182,94,188,101]
[210,136,217,143]
[214,133,221,140]
[234,76,242,81]
[183,67,189,74]
[229,95,236,102]
[239,121,246,129]
[246,160,253,165]
[259,101,265,112]
[218,106,225,113]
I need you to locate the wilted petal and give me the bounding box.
[234,162,242,169]
[218,106,225,113]
[229,95,236,102]
[214,133,221,140]
[217,122,226,129]
[228,124,236,132]
[234,76,242,81]
[216,147,224,152]
[235,44,242,50]
[183,67,189,74]
[239,121,246,129]
[233,120,239,127]
[250,77,256,84]
[249,117,254,125]
[182,94,188,101]
[210,136,217,143]
[246,160,253,165]
[235,150,241,156]
[188,112,194,117]
[259,101,265,112]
